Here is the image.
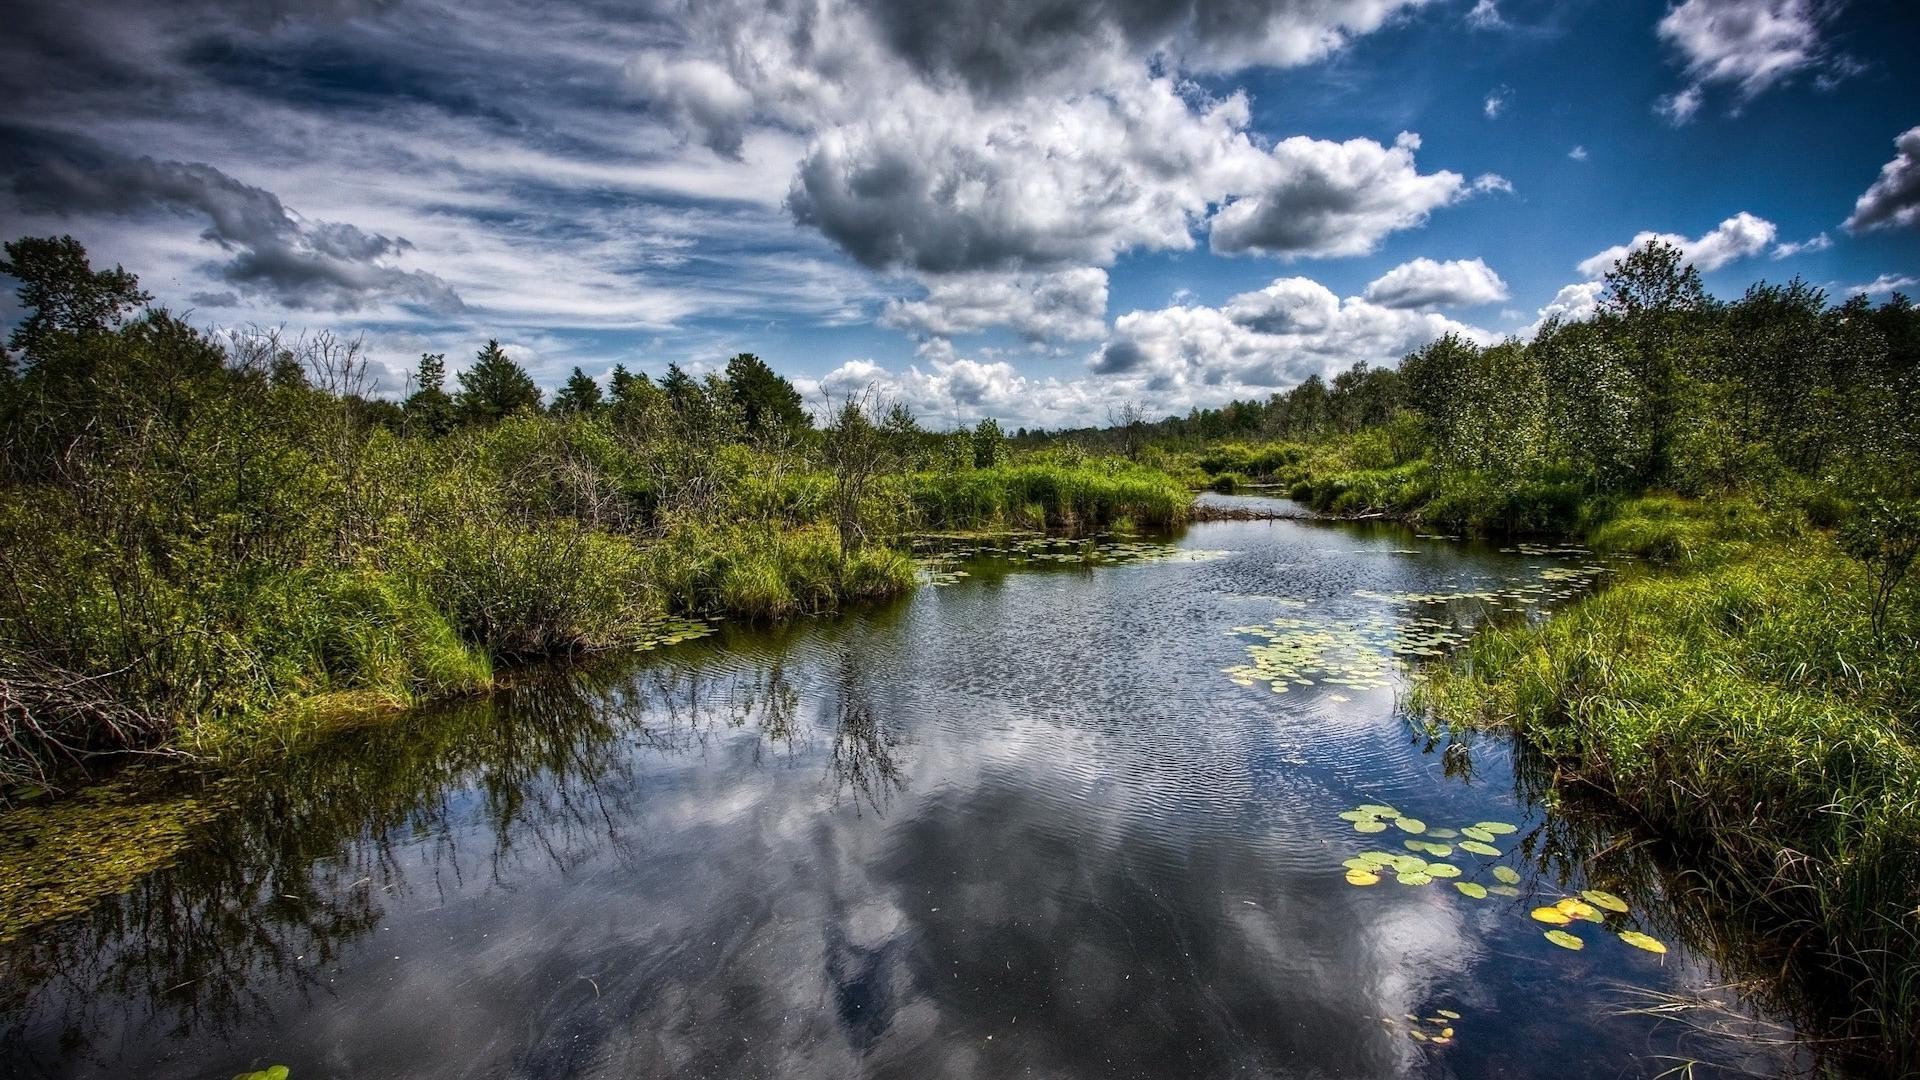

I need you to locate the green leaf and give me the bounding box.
[1457,840,1500,857]
[1544,929,1584,951]
[1491,866,1521,885]
[1618,930,1667,954]
[1454,882,1488,899]
[1394,817,1428,834]
[1474,821,1518,835]
[1581,889,1629,913]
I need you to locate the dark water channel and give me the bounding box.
[0,498,1809,1078]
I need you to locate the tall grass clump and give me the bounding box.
[910,459,1189,531]
[1417,538,1920,1069]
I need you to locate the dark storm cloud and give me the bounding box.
[3,129,463,313]
[1088,339,1147,374]
[851,0,1422,95]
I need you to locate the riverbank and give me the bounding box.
[1412,495,1918,1071]
[1180,436,1918,1068]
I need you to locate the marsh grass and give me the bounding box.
[1416,505,1920,1071]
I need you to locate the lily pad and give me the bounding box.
[1423,863,1462,879]
[1618,930,1667,954]
[1425,828,1460,839]
[1346,869,1382,886]
[1581,889,1629,913]
[1354,820,1388,833]
[1396,871,1433,886]
[1395,817,1428,834]
[1437,1009,1461,1020]
[1454,882,1488,899]
[1543,929,1585,951]
[1457,841,1501,857]
[1555,898,1603,923]
[1491,866,1521,885]
[1488,885,1521,897]
[1357,804,1399,817]
[1474,821,1518,835]
[1460,827,1494,843]
[1530,906,1573,925]
[1338,810,1372,822]
[1356,851,1396,867]
[1342,858,1376,871]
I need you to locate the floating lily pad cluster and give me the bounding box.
[1336,804,1520,893]
[1337,802,1672,959]
[634,617,716,651]
[1222,618,1398,693]
[1381,1008,1461,1047]
[1529,891,1669,955]
[915,535,1229,582]
[234,1068,290,1080]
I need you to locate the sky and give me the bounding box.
[0,0,1917,429]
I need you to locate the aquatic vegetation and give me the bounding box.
[1417,528,1920,1064]
[1618,931,1668,954]
[0,777,233,942]
[1381,1010,1461,1047]
[234,1068,290,1080]
[1544,929,1585,951]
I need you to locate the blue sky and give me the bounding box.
[1,0,1916,428]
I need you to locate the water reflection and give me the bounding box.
[0,513,1828,1078]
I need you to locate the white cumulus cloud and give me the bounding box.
[1655,0,1840,123]
[1363,257,1510,309]
[1576,211,1778,277]
[1843,125,1920,234]
[1209,132,1502,258]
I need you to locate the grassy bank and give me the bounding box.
[1414,497,1920,1070]
[0,238,1191,792]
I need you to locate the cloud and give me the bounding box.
[5,135,462,313]
[1522,280,1604,336]
[1843,125,1920,234]
[1568,145,1589,161]
[878,268,1109,341]
[1208,133,1500,258]
[811,271,1496,428]
[1847,273,1918,297]
[1363,257,1509,309]
[788,75,1262,273]
[1656,0,1839,122]
[1771,231,1831,258]
[1483,86,1510,119]
[1093,276,1493,392]
[1575,211,1777,277]
[847,0,1434,95]
[1465,0,1506,30]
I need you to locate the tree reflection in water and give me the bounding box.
[0,649,898,1072]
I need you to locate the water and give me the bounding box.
[0,503,1807,1078]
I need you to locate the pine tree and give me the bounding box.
[454,340,540,425]
[724,352,809,439]
[551,366,604,414]
[404,352,456,434]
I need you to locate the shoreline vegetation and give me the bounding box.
[4,236,1919,1070]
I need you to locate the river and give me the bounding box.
[0,497,1809,1077]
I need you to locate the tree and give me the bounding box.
[551,366,604,415]
[725,352,808,439]
[454,339,540,425]
[0,235,150,364]
[823,392,890,560]
[972,417,1005,468]
[1108,400,1148,460]
[403,352,456,435]
[1597,240,1716,484]
[1840,494,1920,637]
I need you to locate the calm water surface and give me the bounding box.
[1,502,1805,1078]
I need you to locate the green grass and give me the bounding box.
[1416,511,1920,1070]
[909,460,1191,531]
